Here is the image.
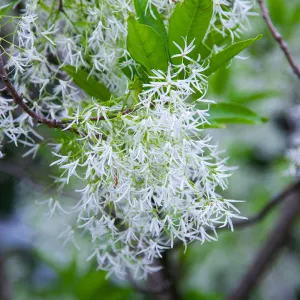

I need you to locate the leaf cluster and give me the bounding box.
[63,0,266,127]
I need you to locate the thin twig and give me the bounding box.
[232,179,300,229]
[173,180,300,249]
[0,52,134,132]
[257,0,300,80]
[226,182,300,300]
[0,54,65,129]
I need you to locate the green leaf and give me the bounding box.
[168,0,213,64]
[230,90,280,104]
[196,102,267,128]
[204,35,262,76]
[209,66,231,95]
[267,0,287,26]
[199,26,231,59]
[76,271,133,300]
[0,0,18,19]
[127,15,168,71]
[33,252,133,300]
[134,0,168,49]
[184,290,222,300]
[74,21,90,28]
[62,65,111,101]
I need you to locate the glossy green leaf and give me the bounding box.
[127,15,168,71]
[62,65,111,101]
[134,0,168,49]
[196,102,267,128]
[204,35,262,76]
[168,0,213,64]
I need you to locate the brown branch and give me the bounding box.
[0,52,134,133]
[0,257,11,300]
[127,256,182,299]
[232,179,300,229]
[146,258,182,300]
[159,253,182,300]
[226,182,300,300]
[257,0,300,80]
[58,0,64,12]
[0,53,65,129]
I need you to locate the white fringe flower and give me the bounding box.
[0,0,254,279]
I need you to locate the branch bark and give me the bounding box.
[0,52,134,132]
[127,257,182,299]
[0,53,66,129]
[257,0,300,80]
[0,257,11,300]
[58,0,64,12]
[226,183,300,300]
[146,257,182,300]
[232,179,300,229]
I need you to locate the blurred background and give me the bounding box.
[0,0,300,299]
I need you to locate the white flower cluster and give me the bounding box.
[287,125,300,177]
[0,0,256,155]
[0,93,40,158]
[0,0,254,279]
[48,59,245,278]
[212,0,256,42]
[285,106,300,177]
[287,148,300,177]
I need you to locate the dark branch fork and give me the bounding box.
[232,179,300,229]
[257,0,300,80]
